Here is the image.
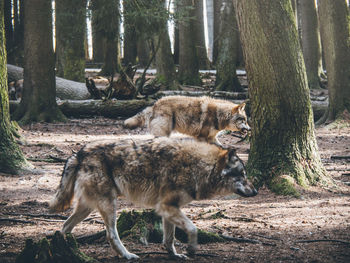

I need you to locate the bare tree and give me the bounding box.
[318,0,350,123]
[177,0,201,85]
[194,0,209,69]
[215,0,242,92]
[297,0,324,89]
[235,0,327,195]
[13,0,66,124]
[56,0,87,82]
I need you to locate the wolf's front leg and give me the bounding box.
[158,205,198,257]
[162,217,188,259]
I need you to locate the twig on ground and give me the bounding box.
[295,239,350,245]
[330,155,350,160]
[0,218,34,224]
[76,230,106,244]
[220,234,276,246]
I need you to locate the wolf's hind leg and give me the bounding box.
[162,218,188,259]
[149,115,172,137]
[158,205,198,257]
[62,199,92,234]
[97,199,139,260]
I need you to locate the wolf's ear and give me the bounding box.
[238,103,246,112]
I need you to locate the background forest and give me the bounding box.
[0,0,350,262]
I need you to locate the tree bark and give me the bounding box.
[90,0,105,63]
[91,0,120,76]
[297,0,323,89]
[0,2,30,174]
[13,0,66,124]
[318,0,350,122]
[122,0,138,66]
[194,0,209,69]
[212,0,222,64]
[7,64,90,100]
[215,0,242,92]
[154,0,177,90]
[235,0,328,195]
[56,0,87,82]
[177,0,201,85]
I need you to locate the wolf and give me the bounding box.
[50,137,257,260]
[123,96,250,146]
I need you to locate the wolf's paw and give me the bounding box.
[123,252,139,260]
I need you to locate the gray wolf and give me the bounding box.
[50,137,257,260]
[123,96,250,146]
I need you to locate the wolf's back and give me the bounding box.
[124,106,152,129]
[49,154,80,212]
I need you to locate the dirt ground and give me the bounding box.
[0,117,349,263]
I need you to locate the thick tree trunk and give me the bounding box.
[92,0,120,76]
[194,0,209,69]
[123,0,138,66]
[235,0,328,195]
[215,0,242,92]
[0,2,30,174]
[7,64,90,100]
[297,0,323,89]
[178,0,201,85]
[56,0,86,82]
[212,0,222,64]
[318,0,350,122]
[90,1,105,63]
[154,1,177,90]
[13,0,66,124]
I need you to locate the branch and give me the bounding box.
[295,239,350,245]
[0,218,34,224]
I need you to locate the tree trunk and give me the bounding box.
[0,2,30,174]
[212,0,222,64]
[215,0,242,92]
[297,0,323,90]
[92,0,120,76]
[123,0,138,66]
[4,0,14,64]
[177,0,201,85]
[206,0,214,62]
[154,1,177,90]
[90,0,105,63]
[56,0,86,82]
[13,0,66,124]
[7,64,90,100]
[318,0,350,123]
[234,0,328,195]
[194,0,209,69]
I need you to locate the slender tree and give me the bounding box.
[56,0,87,82]
[177,0,201,85]
[297,0,323,89]
[234,0,328,195]
[13,0,66,124]
[0,1,30,174]
[318,0,350,123]
[4,0,14,63]
[215,0,241,92]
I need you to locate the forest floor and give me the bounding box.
[0,116,349,263]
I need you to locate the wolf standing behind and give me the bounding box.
[50,137,257,260]
[124,96,250,145]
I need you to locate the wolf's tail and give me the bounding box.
[49,154,80,212]
[123,106,153,129]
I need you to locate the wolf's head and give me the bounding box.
[220,149,257,197]
[228,103,251,134]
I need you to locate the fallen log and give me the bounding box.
[153,90,248,100]
[10,99,154,119]
[7,64,90,100]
